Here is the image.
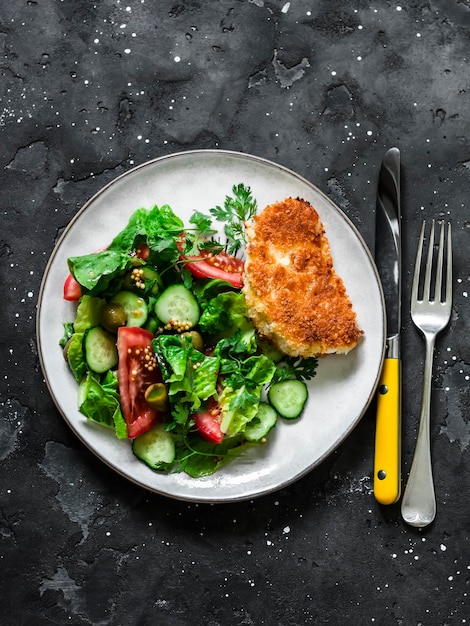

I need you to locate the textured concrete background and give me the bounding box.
[1,1,469,624]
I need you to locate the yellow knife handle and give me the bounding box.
[374,357,402,505]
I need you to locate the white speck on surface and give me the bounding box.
[174,56,181,62]
[281,2,290,12]
[440,544,447,551]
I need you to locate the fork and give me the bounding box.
[401,220,452,527]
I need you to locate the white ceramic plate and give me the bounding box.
[37,150,385,503]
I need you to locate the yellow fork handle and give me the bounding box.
[374,357,402,505]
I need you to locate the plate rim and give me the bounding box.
[36,149,386,503]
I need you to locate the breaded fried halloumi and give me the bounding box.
[243,197,363,357]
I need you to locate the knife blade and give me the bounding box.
[373,147,402,505]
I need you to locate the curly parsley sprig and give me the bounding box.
[208,183,258,255]
[272,356,318,384]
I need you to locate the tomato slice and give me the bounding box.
[183,250,244,288]
[117,327,163,438]
[63,273,82,301]
[193,402,224,444]
[135,242,150,261]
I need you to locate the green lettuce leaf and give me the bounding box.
[192,278,238,307]
[73,295,105,333]
[107,207,155,254]
[66,332,87,382]
[78,371,127,439]
[177,434,251,477]
[153,335,220,411]
[67,205,186,297]
[109,204,185,265]
[199,291,257,352]
[219,354,276,437]
[60,322,74,348]
[68,250,132,296]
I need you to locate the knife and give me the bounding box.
[373,147,402,505]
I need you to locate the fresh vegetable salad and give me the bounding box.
[60,185,317,478]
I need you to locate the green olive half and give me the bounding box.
[100,303,127,333]
[180,330,204,352]
[144,383,169,412]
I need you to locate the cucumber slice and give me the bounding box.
[268,379,308,419]
[84,326,118,373]
[111,290,148,327]
[245,402,278,442]
[132,423,176,469]
[154,284,200,330]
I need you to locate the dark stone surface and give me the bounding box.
[1,1,469,624]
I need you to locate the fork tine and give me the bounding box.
[423,219,435,301]
[434,221,444,303]
[412,221,426,302]
[446,222,452,304]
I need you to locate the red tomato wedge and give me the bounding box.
[63,273,82,301]
[116,327,163,439]
[183,250,244,288]
[193,402,224,444]
[134,242,150,261]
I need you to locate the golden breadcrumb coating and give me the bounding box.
[243,197,363,357]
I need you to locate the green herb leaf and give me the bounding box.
[273,356,319,383]
[209,183,257,254]
[188,211,214,235]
